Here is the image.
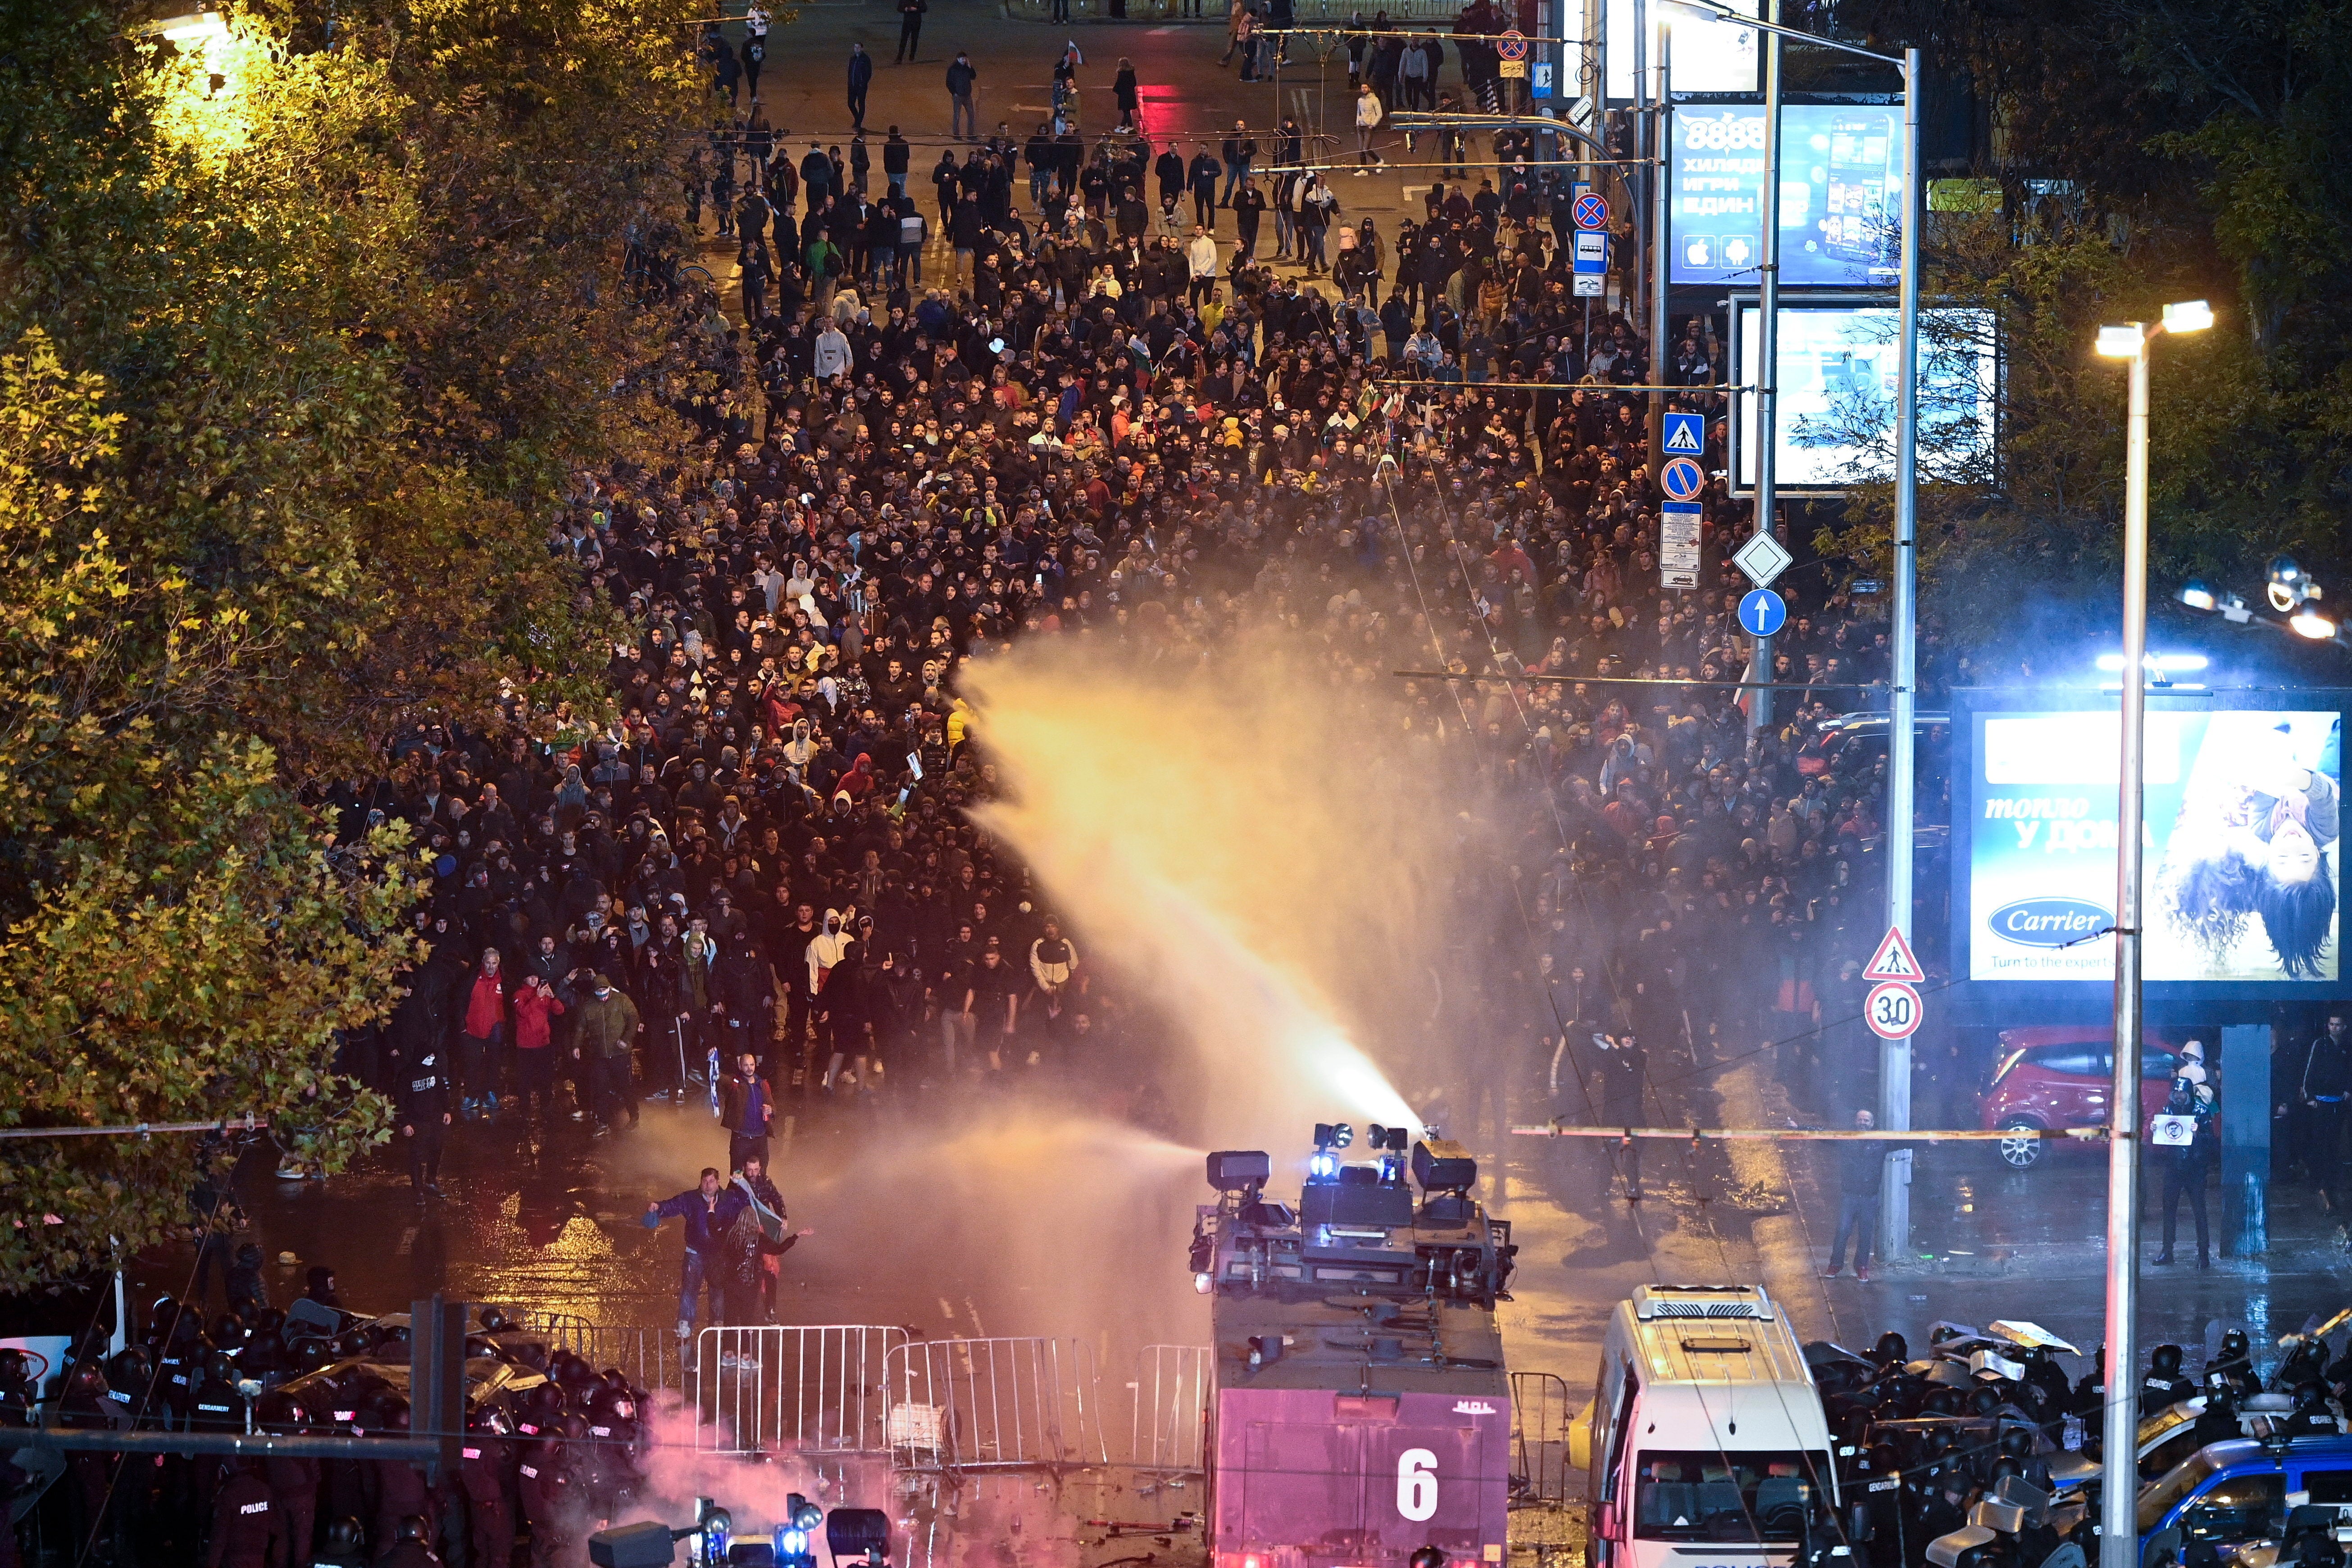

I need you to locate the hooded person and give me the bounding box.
[808,909,855,1059]
[783,718,818,771]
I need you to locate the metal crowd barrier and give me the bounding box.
[1510,1369,1577,1507]
[1128,1344,1211,1472]
[884,1336,1110,1472]
[508,1312,687,1395]
[689,1324,909,1455]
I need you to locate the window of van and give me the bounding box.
[2180,1473,2286,1547]
[1600,1376,1638,1503]
[2143,1450,2224,1534]
[1633,1452,1828,1541]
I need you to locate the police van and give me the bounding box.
[1571,1286,1840,1568]
[2139,1436,2352,1567]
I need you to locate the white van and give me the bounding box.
[1570,1286,1839,1568]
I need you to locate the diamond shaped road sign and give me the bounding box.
[1733,531,1793,589]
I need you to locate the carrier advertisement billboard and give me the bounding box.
[1969,709,2342,985]
[1669,105,1905,288]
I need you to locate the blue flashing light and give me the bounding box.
[777,1527,811,1556]
[1308,1152,1338,1180]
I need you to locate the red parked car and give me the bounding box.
[1979,1026,2184,1169]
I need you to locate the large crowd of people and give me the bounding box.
[323,7,1969,1259]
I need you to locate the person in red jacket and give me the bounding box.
[509,971,569,1136]
[459,948,508,1117]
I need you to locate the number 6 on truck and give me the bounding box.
[1397,1448,1439,1520]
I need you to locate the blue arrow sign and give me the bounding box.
[1738,587,1788,639]
[1661,411,1704,455]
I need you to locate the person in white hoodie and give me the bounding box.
[814,319,854,381]
[1352,82,1384,172]
[782,718,819,772]
[1185,224,1219,310]
[805,907,854,1064]
[806,907,854,999]
[1027,918,1081,1062]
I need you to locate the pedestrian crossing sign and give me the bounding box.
[1862,924,1923,983]
[1661,411,1703,455]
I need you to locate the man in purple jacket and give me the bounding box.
[644,1167,749,1364]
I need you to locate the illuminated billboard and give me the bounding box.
[1727,301,1996,493]
[1669,104,1905,287]
[1963,707,2343,986]
[1570,0,1759,100]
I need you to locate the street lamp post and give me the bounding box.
[1883,43,1921,1263]
[1662,0,1922,1257]
[2091,298,2212,1568]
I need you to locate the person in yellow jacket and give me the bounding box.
[946,696,975,760]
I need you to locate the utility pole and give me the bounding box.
[1581,0,1601,187]
[1631,0,1647,338]
[1879,46,1921,1265]
[1650,25,1671,450]
[1743,0,1780,737]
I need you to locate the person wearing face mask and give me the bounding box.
[2152,1041,2219,1268]
[569,972,642,1136]
[397,1042,452,1204]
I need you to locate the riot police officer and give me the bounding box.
[105,1344,166,1554]
[204,1456,287,1568]
[1853,1443,1906,1568]
[257,1390,321,1568]
[2277,1331,2333,1393]
[158,1301,210,1425]
[58,1349,119,1559]
[2285,1379,2342,1437]
[2142,1343,2195,1414]
[368,1400,435,1557]
[2210,1327,2263,1397]
[456,1409,515,1568]
[313,1518,369,1568]
[514,1419,571,1568]
[377,1514,442,1568]
[192,1351,246,1434]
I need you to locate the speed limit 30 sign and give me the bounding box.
[1865,980,1922,1040]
